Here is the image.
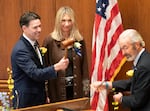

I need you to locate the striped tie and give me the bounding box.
[34,42,43,65]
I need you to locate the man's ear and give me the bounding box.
[135,42,141,49]
[22,25,27,31]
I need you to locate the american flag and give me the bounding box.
[90,0,126,110]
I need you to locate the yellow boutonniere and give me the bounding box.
[40,47,47,56]
[126,69,134,77]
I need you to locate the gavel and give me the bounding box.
[61,37,75,58]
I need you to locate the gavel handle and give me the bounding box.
[64,48,68,58]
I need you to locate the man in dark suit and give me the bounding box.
[11,11,69,109]
[91,29,150,111]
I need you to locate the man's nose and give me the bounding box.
[37,27,41,32]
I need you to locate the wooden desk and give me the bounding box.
[12,97,92,111]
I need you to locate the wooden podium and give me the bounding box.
[12,97,92,111]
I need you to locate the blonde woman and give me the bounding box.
[43,6,89,103]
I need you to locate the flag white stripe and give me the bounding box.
[91,0,124,110]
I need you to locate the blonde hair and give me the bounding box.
[51,6,83,41]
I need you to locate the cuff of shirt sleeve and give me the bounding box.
[52,65,57,76]
[120,96,123,103]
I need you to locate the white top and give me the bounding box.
[23,33,43,65]
[133,48,145,66]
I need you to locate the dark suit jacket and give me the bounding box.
[11,36,57,108]
[113,50,150,111]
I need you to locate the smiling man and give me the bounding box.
[11,11,69,109]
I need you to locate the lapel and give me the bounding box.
[130,66,137,92]
[136,50,147,67]
[130,50,147,92]
[20,36,42,66]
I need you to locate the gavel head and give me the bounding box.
[61,38,75,49]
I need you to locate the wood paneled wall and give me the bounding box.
[0,0,150,111]
[0,0,95,79]
[0,0,56,79]
[116,0,150,79]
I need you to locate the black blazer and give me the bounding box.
[11,36,57,108]
[113,50,150,111]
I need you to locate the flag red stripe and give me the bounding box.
[110,4,120,21]
[97,29,106,80]
[95,14,102,37]
[104,97,109,111]
[96,3,120,81]
[91,0,125,110]
[108,24,123,56]
[91,92,99,110]
[106,50,123,80]
[90,14,103,110]
[90,14,101,78]
[91,17,102,107]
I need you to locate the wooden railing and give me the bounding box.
[12,97,91,111]
[0,80,9,92]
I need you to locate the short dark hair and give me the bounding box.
[19,11,41,27]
